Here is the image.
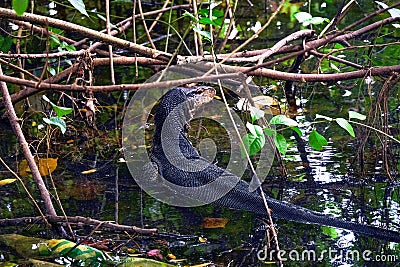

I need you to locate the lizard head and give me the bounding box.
[154,86,216,129]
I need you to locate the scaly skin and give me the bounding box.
[150,86,400,242]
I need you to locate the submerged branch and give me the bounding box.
[0,216,158,234]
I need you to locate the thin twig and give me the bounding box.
[0,64,59,219]
[0,156,48,225]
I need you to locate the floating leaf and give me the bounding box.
[198,237,207,243]
[19,157,58,177]
[37,157,58,176]
[43,117,67,134]
[201,217,229,229]
[348,111,366,121]
[12,0,29,16]
[0,179,17,186]
[67,0,89,17]
[273,133,287,155]
[309,130,328,150]
[269,115,298,127]
[336,118,355,137]
[81,169,97,175]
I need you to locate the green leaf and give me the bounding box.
[263,128,275,136]
[269,115,298,127]
[67,0,89,17]
[199,17,216,26]
[274,133,287,155]
[241,132,266,157]
[246,122,264,137]
[48,67,56,76]
[290,126,302,136]
[315,114,333,121]
[249,106,264,122]
[52,105,73,118]
[336,118,355,137]
[376,1,400,19]
[42,95,73,118]
[43,117,67,134]
[12,0,29,15]
[0,36,12,53]
[294,12,312,23]
[330,62,340,72]
[192,26,212,41]
[348,111,366,121]
[322,226,339,239]
[309,130,328,150]
[198,8,209,17]
[308,17,328,25]
[183,11,198,22]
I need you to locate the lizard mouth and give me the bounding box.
[185,86,216,116]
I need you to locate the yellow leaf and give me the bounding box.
[81,169,97,175]
[167,253,176,260]
[0,179,17,186]
[198,236,207,243]
[37,157,58,176]
[189,263,213,267]
[18,160,30,177]
[19,158,58,177]
[201,217,229,229]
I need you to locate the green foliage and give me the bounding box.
[12,0,28,16]
[67,0,89,17]
[42,95,73,134]
[376,1,400,28]
[43,117,67,134]
[322,226,339,239]
[273,133,287,155]
[185,6,227,41]
[269,114,298,127]
[0,36,12,53]
[349,111,366,120]
[250,106,264,122]
[241,122,265,157]
[335,118,355,137]
[309,129,328,150]
[294,12,329,27]
[241,109,368,157]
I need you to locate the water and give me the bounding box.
[0,0,399,265]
